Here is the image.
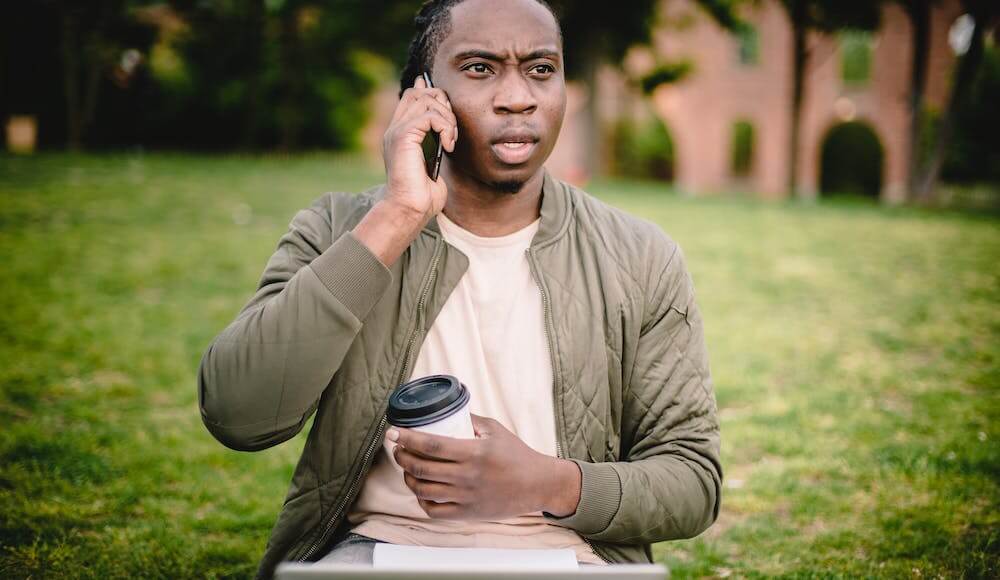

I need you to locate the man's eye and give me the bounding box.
[531,64,555,75]
[464,63,492,74]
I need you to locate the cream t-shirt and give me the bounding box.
[346,211,603,565]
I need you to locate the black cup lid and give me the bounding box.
[387,374,470,428]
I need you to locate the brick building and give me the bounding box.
[363,0,968,202]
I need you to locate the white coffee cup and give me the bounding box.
[386,374,475,439]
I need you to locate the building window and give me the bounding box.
[737,25,759,66]
[840,30,874,85]
[730,120,756,177]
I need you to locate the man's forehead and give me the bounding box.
[443,0,561,51]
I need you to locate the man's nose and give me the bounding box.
[493,70,537,115]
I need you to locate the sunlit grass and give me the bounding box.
[1,153,997,578]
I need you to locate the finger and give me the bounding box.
[414,75,426,89]
[398,96,458,150]
[391,82,447,125]
[417,498,464,519]
[399,86,449,110]
[402,110,457,152]
[422,96,458,149]
[397,92,455,127]
[421,87,452,112]
[389,427,474,461]
[394,445,463,483]
[403,472,459,503]
[390,87,418,125]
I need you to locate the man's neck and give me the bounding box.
[438,162,543,237]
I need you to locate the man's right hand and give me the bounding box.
[351,76,458,269]
[382,75,458,225]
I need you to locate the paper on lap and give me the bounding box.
[373,544,579,570]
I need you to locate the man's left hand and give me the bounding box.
[388,414,582,520]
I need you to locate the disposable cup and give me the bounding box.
[386,374,474,439]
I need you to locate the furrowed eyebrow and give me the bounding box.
[453,49,503,62]
[452,48,560,63]
[523,49,560,61]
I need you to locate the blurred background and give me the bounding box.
[1,1,997,578]
[3,0,999,203]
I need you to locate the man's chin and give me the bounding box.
[490,179,526,194]
[482,164,544,194]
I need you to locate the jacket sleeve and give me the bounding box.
[545,240,722,544]
[197,195,392,452]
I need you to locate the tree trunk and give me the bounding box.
[60,2,110,151]
[914,6,989,202]
[905,0,931,199]
[81,37,104,146]
[277,10,303,151]
[787,0,808,197]
[61,10,82,150]
[579,44,602,181]
[242,0,265,150]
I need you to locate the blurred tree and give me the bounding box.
[911,1,998,201]
[639,61,694,94]
[778,0,881,197]
[157,0,424,150]
[49,0,157,149]
[3,0,739,152]
[898,0,935,198]
[165,0,361,149]
[548,0,740,175]
[942,42,1000,184]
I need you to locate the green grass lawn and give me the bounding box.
[1,153,997,579]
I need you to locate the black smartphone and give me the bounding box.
[420,71,444,181]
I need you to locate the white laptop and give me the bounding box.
[275,563,669,579]
[276,544,667,579]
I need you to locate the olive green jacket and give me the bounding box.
[198,170,722,579]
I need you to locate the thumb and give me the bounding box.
[470,413,497,437]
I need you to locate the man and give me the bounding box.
[197,0,722,578]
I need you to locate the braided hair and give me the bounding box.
[398,0,561,97]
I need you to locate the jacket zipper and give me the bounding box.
[526,248,612,565]
[294,238,444,562]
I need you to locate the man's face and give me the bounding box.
[430,0,566,192]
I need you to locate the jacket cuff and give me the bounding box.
[543,459,622,536]
[309,231,392,322]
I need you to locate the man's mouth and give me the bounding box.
[490,132,539,165]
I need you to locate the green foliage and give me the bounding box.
[612,117,675,181]
[2,1,160,148]
[157,0,384,150]
[551,0,663,78]
[820,121,884,196]
[639,61,694,94]
[781,0,882,32]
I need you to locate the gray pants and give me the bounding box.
[317,532,383,565]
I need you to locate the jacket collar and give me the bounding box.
[421,167,570,248]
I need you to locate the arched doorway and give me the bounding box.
[819,121,884,197]
[611,115,676,182]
